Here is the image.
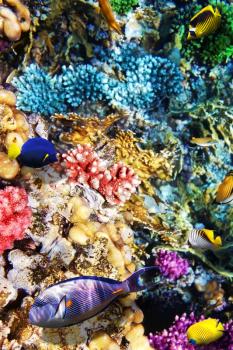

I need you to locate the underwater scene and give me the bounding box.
[0,0,233,349]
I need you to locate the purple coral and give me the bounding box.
[155,250,189,281]
[149,312,199,350]
[149,314,233,350]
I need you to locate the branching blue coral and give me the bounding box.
[13,44,184,116]
[12,64,67,116]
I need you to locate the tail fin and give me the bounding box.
[215,236,222,246]
[8,143,21,160]
[124,267,159,293]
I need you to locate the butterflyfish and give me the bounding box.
[215,171,233,204]
[29,267,158,328]
[190,137,217,147]
[187,318,224,345]
[8,137,57,168]
[187,5,221,40]
[188,229,222,250]
[98,0,122,34]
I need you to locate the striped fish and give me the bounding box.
[188,229,222,250]
[215,171,233,204]
[29,267,158,328]
[187,5,221,40]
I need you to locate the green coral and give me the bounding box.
[110,0,138,14]
[182,1,233,66]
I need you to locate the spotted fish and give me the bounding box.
[215,171,233,204]
[188,229,222,250]
[29,267,158,328]
[187,5,221,40]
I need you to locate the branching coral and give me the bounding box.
[13,44,184,115]
[62,144,140,205]
[155,250,189,281]
[0,186,32,253]
[0,0,31,41]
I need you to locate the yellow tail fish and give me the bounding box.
[98,0,122,34]
[215,171,233,204]
[188,229,222,250]
[187,318,224,345]
[188,5,221,40]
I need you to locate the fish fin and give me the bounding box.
[54,295,66,319]
[215,7,221,18]
[109,21,122,34]
[8,143,21,160]
[125,267,159,293]
[202,229,214,242]
[214,236,222,246]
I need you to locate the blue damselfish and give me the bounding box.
[17,137,57,168]
[29,267,158,328]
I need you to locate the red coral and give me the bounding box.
[0,186,32,253]
[62,145,140,205]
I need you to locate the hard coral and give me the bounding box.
[155,250,189,281]
[0,186,32,253]
[0,0,31,41]
[62,144,140,205]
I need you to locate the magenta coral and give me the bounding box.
[149,313,199,350]
[62,144,140,205]
[155,249,189,281]
[149,313,233,350]
[0,186,32,253]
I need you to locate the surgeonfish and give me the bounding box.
[215,171,233,204]
[98,0,122,34]
[187,318,225,345]
[190,137,217,147]
[187,5,221,40]
[29,267,158,328]
[188,229,222,250]
[8,137,57,168]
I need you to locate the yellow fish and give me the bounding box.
[190,137,217,147]
[188,5,221,40]
[187,318,224,345]
[215,171,233,204]
[188,229,222,250]
[8,142,21,160]
[98,0,122,34]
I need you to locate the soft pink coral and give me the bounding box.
[0,186,32,253]
[62,144,140,205]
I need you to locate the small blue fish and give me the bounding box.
[8,137,57,168]
[29,267,158,328]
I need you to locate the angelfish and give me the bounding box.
[29,267,158,328]
[188,229,222,250]
[215,171,233,204]
[187,5,221,40]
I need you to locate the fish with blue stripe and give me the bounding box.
[29,267,158,328]
[8,137,58,168]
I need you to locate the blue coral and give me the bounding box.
[13,44,184,116]
[13,64,67,116]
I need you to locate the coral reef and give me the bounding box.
[0,186,32,253]
[61,144,140,205]
[110,0,138,14]
[155,250,189,281]
[0,0,31,41]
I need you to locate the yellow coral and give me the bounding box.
[113,130,173,195]
[51,112,125,145]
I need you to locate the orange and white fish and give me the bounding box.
[188,229,222,250]
[215,171,233,204]
[190,137,217,147]
[98,0,121,34]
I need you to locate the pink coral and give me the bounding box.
[155,250,189,281]
[62,144,140,205]
[0,186,32,253]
